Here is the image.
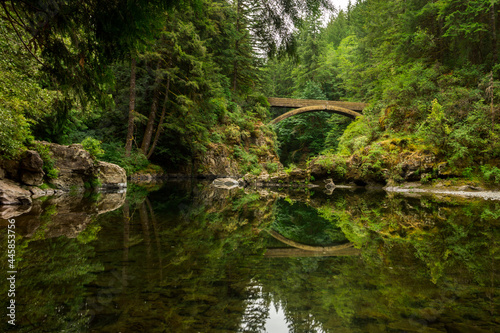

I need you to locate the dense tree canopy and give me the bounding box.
[263,0,500,175]
[1,0,499,182]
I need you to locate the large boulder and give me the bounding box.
[49,143,95,173]
[20,150,43,172]
[19,150,45,186]
[97,161,127,190]
[0,179,32,205]
[0,159,20,180]
[21,171,44,186]
[42,142,96,189]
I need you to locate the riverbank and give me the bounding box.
[384,181,500,201]
[0,142,127,206]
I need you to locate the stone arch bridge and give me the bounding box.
[265,230,360,258]
[267,97,367,124]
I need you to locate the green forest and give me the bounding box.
[2,0,500,185]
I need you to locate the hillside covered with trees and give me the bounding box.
[1,0,500,186]
[266,0,500,186]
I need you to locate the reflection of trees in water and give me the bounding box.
[3,184,499,332]
[270,198,348,247]
[240,190,500,333]
[313,191,500,331]
[83,182,278,332]
[239,282,271,332]
[0,224,104,332]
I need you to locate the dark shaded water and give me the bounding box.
[1,182,499,332]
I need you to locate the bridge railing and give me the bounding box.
[267,97,367,112]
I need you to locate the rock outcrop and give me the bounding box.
[0,142,127,205]
[190,122,281,178]
[197,145,240,177]
[97,161,127,190]
[0,179,32,205]
[45,142,96,189]
[20,150,45,186]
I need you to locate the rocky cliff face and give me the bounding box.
[191,122,281,178]
[0,142,127,206]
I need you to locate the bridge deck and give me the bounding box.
[265,248,360,257]
[267,97,367,112]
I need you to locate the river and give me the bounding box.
[1,181,499,332]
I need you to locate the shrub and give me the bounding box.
[101,142,149,176]
[265,162,279,174]
[81,136,104,160]
[481,165,500,184]
[417,99,451,149]
[0,107,32,158]
[31,142,59,179]
[337,116,371,156]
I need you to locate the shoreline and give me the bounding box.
[383,183,500,200]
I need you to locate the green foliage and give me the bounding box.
[480,165,500,184]
[265,162,279,174]
[0,107,31,158]
[0,16,55,158]
[313,153,347,178]
[81,137,104,160]
[271,198,348,246]
[84,177,103,189]
[264,0,500,177]
[337,116,372,156]
[31,142,59,179]
[462,167,474,179]
[233,145,261,175]
[417,99,451,149]
[284,163,298,175]
[101,142,149,175]
[420,173,433,184]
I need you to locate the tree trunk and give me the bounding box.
[147,75,170,159]
[141,62,162,155]
[122,200,130,284]
[139,202,152,279]
[125,56,137,157]
[492,0,498,64]
[232,0,241,92]
[490,71,495,128]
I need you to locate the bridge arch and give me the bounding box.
[270,105,362,125]
[267,230,356,253]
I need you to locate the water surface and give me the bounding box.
[1,182,499,332]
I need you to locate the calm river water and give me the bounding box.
[1,181,499,332]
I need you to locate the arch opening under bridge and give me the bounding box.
[267,97,366,125]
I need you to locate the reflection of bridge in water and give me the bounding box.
[265,230,360,258]
[267,97,367,125]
